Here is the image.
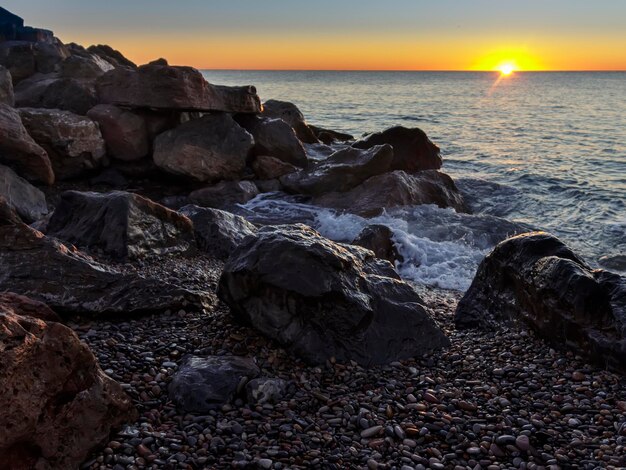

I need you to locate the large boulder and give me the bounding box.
[0,163,47,222]
[46,191,195,260]
[87,104,150,161]
[189,180,259,210]
[353,126,442,172]
[87,44,136,69]
[262,100,318,144]
[251,155,298,181]
[309,124,354,144]
[455,232,626,372]
[218,224,449,365]
[154,113,253,182]
[59,49,114,80]
[0,198,210,316]
[280,144,393,196]
[235,115,308,167]
[314,170,468,217]
[169,355,260,413]
[0,294,136,469]
[0,65,13,105]
[0,104,53,184]
[0,39,69,83]
[18,107,106,179]
[96,63,261,113]
[180,205,257,259]
[352,224,403,265]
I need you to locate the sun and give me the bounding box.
[497,63,516,75]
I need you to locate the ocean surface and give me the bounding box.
[202,71,626,290]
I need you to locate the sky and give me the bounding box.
[4,0,626,71]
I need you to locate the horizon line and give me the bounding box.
[197,68,626,73]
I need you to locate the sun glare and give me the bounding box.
[498,63,515,75]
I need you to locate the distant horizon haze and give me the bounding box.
[2,0,625,72]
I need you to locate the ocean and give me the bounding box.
[202,71,626,290]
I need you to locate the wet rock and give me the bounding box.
[46,190,195,260]
[189,180,259,210]
[0,163,47,222]
[96,63,261,113]
[262,100,318,144]
[0,103,53,184]
[18,107,106,179]
[219,224,449,365]
[0,65,13,105]
[281,144,393,196]
[455,232,626,372]
[0,198,210,316]
[87,44,136,69]
[0,295,135,469]
[154,113,253,182]
[353,126,442,172]
[169,355,260,413]
[245,377,288,405]
[179,204,257,259]
[87,104,150,161]
[599,254,626,272]
[309,124,354,144]
[314,170,468,217]
[235,115,308,167]
[352,224,403,264]
[251,155,298,180]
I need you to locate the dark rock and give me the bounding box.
[314,170,468,217]
[18,108,106,179]
[0,39,69,83]
[280,144,393,196]
[0,65,13,105]
[246,378,288,405]
[147,58,168,66]
[179,204,257,259]
[0,294,136,469]
[96,63,261,113]
[87,44,136,69]
[599,254,626,272]
[189,180,259,210]
[353,225,403,264]
[262,100,318,144]
[235,115,307,167]
[59,51,114,80]
[0,104,53,184]
[154,113,253,182]
[353,126,442,172]
[309,124,354,144]
[89,168,128,187]
[87,104,150,161]
[0,198,210,316]
[169,355,260,413]
[251,155,298,180]
[0,163,47,222]
[218,224,449,365]
[46,190,195,260]
[455,232,626,372]
[0,7,55,44]
[254,179,282,193]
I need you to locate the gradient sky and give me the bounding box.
[4,0,626,70]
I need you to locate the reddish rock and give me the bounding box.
[251,155,298,180]
[87,104,149,161]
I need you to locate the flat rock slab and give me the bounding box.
[219,223,449,366]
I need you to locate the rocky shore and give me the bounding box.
[1,6,625,470]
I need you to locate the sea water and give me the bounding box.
[202,71,626,290]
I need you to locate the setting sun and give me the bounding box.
[498,63,516,75]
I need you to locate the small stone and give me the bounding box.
[361,425,383,439]
[516,435,530,451]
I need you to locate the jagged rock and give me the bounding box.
[169,355,260,413]
[235,115,307,167]
[0,198,210,316]
[0,104,53,184]
[251,155,298,180]
[262,100,318,144]
[46,190,195,260]
[0,39,69,83]
[0,294,136,469]
[0,6,56,43]
[309,124,354,144]
[0,65,13,105]
[218,224,449,365]
[179,205,257,259]
[0,163,47,222]
[314,170,468,217]
[455,232,626,372]
[96,63,261,112]
[353,225,403,264]
[280,145,393,196]
[189,180,259,210]
[59,50,114,80]
[87,104,150,161]
[18,108,106,179]
[87,44,136,69]
[0,292,60,322]
[353,126,442,172]
[246,378,288,405]
[154,113,253,182]
[14,72,98,115]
